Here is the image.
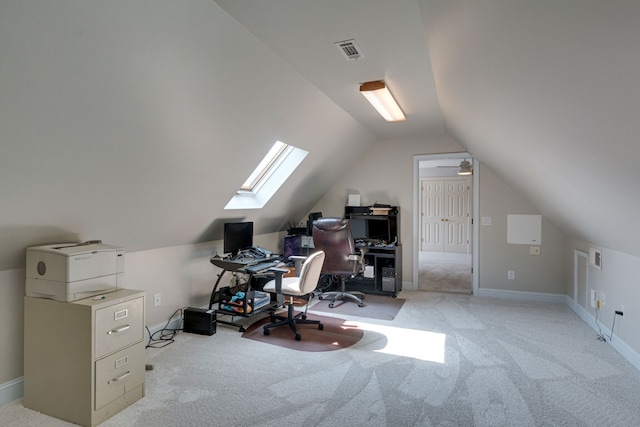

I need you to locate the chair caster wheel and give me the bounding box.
[358,303,364,307]
[318,296,324,300]
[318,323,324,330]
[328,303,334,308]
[263,328,270,336]
[239,326,245,332]
[301,314,307,320]
[295,334,301,341]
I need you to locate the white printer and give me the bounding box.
[26,241,125,302]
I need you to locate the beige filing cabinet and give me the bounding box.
[24,289,145,427]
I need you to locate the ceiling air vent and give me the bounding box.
[335,39,364,61]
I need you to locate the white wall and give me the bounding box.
[478,166,567,295]
[0,232,282,397]
[311,134,467,286]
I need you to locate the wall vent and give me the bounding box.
[335,39,363,61]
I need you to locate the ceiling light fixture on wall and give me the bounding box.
[457,160,473,175]
[359,80,406,122]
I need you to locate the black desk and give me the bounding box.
[208,256,285,332]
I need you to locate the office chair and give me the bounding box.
[311,217,366,308]
[262,250,325,341]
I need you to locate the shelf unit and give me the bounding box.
[344,206,402,297]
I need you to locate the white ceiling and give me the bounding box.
[1,0,640,269]
[214,0,444,138]
[215,0,640,257]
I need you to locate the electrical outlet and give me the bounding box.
[599,291,605,306]
[530,246,541,255]
[154,293,161,307]
[507,270,515,280]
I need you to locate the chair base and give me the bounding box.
[263,302,323,341]
[319,290,365,308]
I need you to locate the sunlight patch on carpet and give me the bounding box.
[349,321,446,363]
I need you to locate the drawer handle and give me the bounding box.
[107,325,130,334]
[108,371,131,384]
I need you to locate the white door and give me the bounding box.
[420,180,444,251]
[420,178,471,253]
[444,179,470,253]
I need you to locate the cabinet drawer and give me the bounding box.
[95,342,145,410]
[95,297,143,358]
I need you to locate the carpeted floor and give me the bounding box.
[3,290,640,426]
[241,311,363,351]
[310,293,405,320]
[419,251,472,293]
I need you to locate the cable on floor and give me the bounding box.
[146,308,184,349]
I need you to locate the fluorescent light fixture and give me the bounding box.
[359,80,406,122]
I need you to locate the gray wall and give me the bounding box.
[478,167,567,294]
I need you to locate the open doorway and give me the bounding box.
[413,153,479,294]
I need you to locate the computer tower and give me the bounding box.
[381,267,396,292]
[183,307,216,336]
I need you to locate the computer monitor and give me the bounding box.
[283,235,301,264]
[223,222,253,257]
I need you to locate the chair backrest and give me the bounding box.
[311,217,360,275]
[297,250,325,295]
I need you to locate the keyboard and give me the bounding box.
[244,259,282,274]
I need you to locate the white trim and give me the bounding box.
[477,288,567,304]
[574,249,589,317]
[566,296,640,373]
[476,288,640,373]
[412,153,478,294]
[0,376,23,406]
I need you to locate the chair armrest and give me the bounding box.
[289,255,308,277]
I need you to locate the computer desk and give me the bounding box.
[208,256,286,332]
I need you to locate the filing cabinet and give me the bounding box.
[24,289,145,427]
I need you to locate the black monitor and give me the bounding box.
[283,235,301,263]
[223,222,253,257]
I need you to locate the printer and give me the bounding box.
[26,241,125,302]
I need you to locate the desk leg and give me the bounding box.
[209,270,228,310]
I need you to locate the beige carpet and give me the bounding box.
[4,291,640,426]
[419,251,472,293]
[310,294,405,320]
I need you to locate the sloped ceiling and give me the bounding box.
[218,0,640,257]
[418,0,640,256]
[1,0,639,271]
[0,1,373,269]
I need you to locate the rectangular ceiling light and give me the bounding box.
[359,80,406,122]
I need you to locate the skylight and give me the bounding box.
[225,141,308,210]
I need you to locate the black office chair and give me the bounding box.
[312,217,367,308]
[262,250,325,340]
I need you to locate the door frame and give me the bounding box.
[412,153,479,295]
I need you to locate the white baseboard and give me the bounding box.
[477,287,567,303]
[0,377,23,407]
[478,288,640,373]
[1,316,185,408]
[567,299,640,373]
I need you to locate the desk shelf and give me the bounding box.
[346,245,402,297]
[209,256,284,332]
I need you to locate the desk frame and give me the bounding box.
[208,257,284,332]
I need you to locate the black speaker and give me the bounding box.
[183,307,216,336]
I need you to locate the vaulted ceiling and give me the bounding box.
[1,1,639,271]
[216,0,640,257]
